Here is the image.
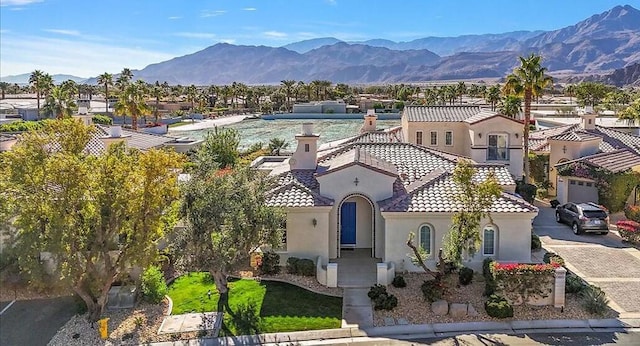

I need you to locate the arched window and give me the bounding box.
[483,225,496,256]
[419,224,433,256]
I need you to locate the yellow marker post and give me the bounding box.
[98,317,110,340]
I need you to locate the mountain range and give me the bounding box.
[4,5,640,85]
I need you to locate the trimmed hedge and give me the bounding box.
[285,257,314,276]
[483,258,497,296]
[421,279,444,303]
[367,284,398,310]
[531,233,542,250]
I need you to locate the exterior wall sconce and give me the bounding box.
[515,133,519,138]
[562,145,567,154]
[478,133,482,138]
[312,218,317,227]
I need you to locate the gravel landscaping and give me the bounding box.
[373,272,617,326]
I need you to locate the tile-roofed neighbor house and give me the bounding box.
[257,120,537,286]
[403,105,483,122]
[531,113,640,204]
[556,149,640,174]
[402,105,524,178]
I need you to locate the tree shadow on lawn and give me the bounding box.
[217,278,342,336]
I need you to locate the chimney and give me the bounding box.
[361,109,378,133]
[99,125,130,149]
[289,123,319,170]
[580,112,597,131]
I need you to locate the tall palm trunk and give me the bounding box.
[523,88,532,184]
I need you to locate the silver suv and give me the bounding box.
[555,202,609,235]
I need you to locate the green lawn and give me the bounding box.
[167,273,343,334]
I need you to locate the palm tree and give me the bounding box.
[564,84,576,104]
[114,81,151,130]
[310,80,322,101]
[498,95,522,118]
[151,81,167,122]
[0,82,9,99]
[268,137,289,156]
[29,70,53,115]
[43,84,78,119]
[186,85,198,112]
[97,72,113,114]
[456,81,466,104]
[503,53,553,183]
[280,80,296,112]
[485,85,501,111]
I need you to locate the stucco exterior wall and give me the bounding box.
[404,121,469,156]
[281,207,332,264]
[317,165,396,202]
[382,212,536,272]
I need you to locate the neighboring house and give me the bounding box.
[292,100,347,114]
[401,106,524,178]
[529,112,640,203]
[253,119,537,284]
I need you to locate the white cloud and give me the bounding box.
[264,31,287,38]
[0,34,174,77]
[0,0,42,6]
[44,29,81,36]
[201,10,226,18]
[173,32,217,39]
[242,7,256,11]
[168,16,182,20]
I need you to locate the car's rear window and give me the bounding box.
[583,210,607,218]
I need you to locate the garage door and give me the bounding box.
[567,179,598,203]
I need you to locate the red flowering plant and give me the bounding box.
[616,220,640,244]
[490,261,559,305]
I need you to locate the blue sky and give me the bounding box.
[1,0,638,78]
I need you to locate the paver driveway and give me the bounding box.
[533,204,640,317]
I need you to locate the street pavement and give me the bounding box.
[0,296,76,346]
[533,203,640,317]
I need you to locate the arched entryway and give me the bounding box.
[337,194,375,258]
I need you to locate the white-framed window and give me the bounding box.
[487,133,508,161]
[445,131,453,146]
[416,131,423,145]
[483,225,496,256]
[430,131,437,146]
[419,224,433,256]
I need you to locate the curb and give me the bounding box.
[164,295,173,316]
[158,318,640,345]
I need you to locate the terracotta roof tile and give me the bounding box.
[266,181,334,207]
[555,149,640,173]
[403,105,482,122]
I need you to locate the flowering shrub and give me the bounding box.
[616,220,640,244]
[624,205,640,223]
[490,262,559,305]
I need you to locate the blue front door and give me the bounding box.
[340,202,356,245]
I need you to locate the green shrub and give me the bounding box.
[421,279,444,303]
[543,252,565,266]
[458,267,474,286]
[484,294,513,318]
[392,275,407,288]
[141,265,168,304]
[484,277,497,296]
[483,258,494,279]
[373,293,398,311]
[531,233,542,250]
[565,274,586,294]
[516,182,537,203]
[259,251,281,275]
[0,120,47,132]
[581,285,609,315]
[368,284,387,299]
[286,257,300,274]
[297,258,315,276]
[92,114,113,125]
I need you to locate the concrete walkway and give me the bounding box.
[342,288,373,328]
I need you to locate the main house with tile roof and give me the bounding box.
[529,112,640,204]
[254,120,537,285]
[401,106,525,179]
